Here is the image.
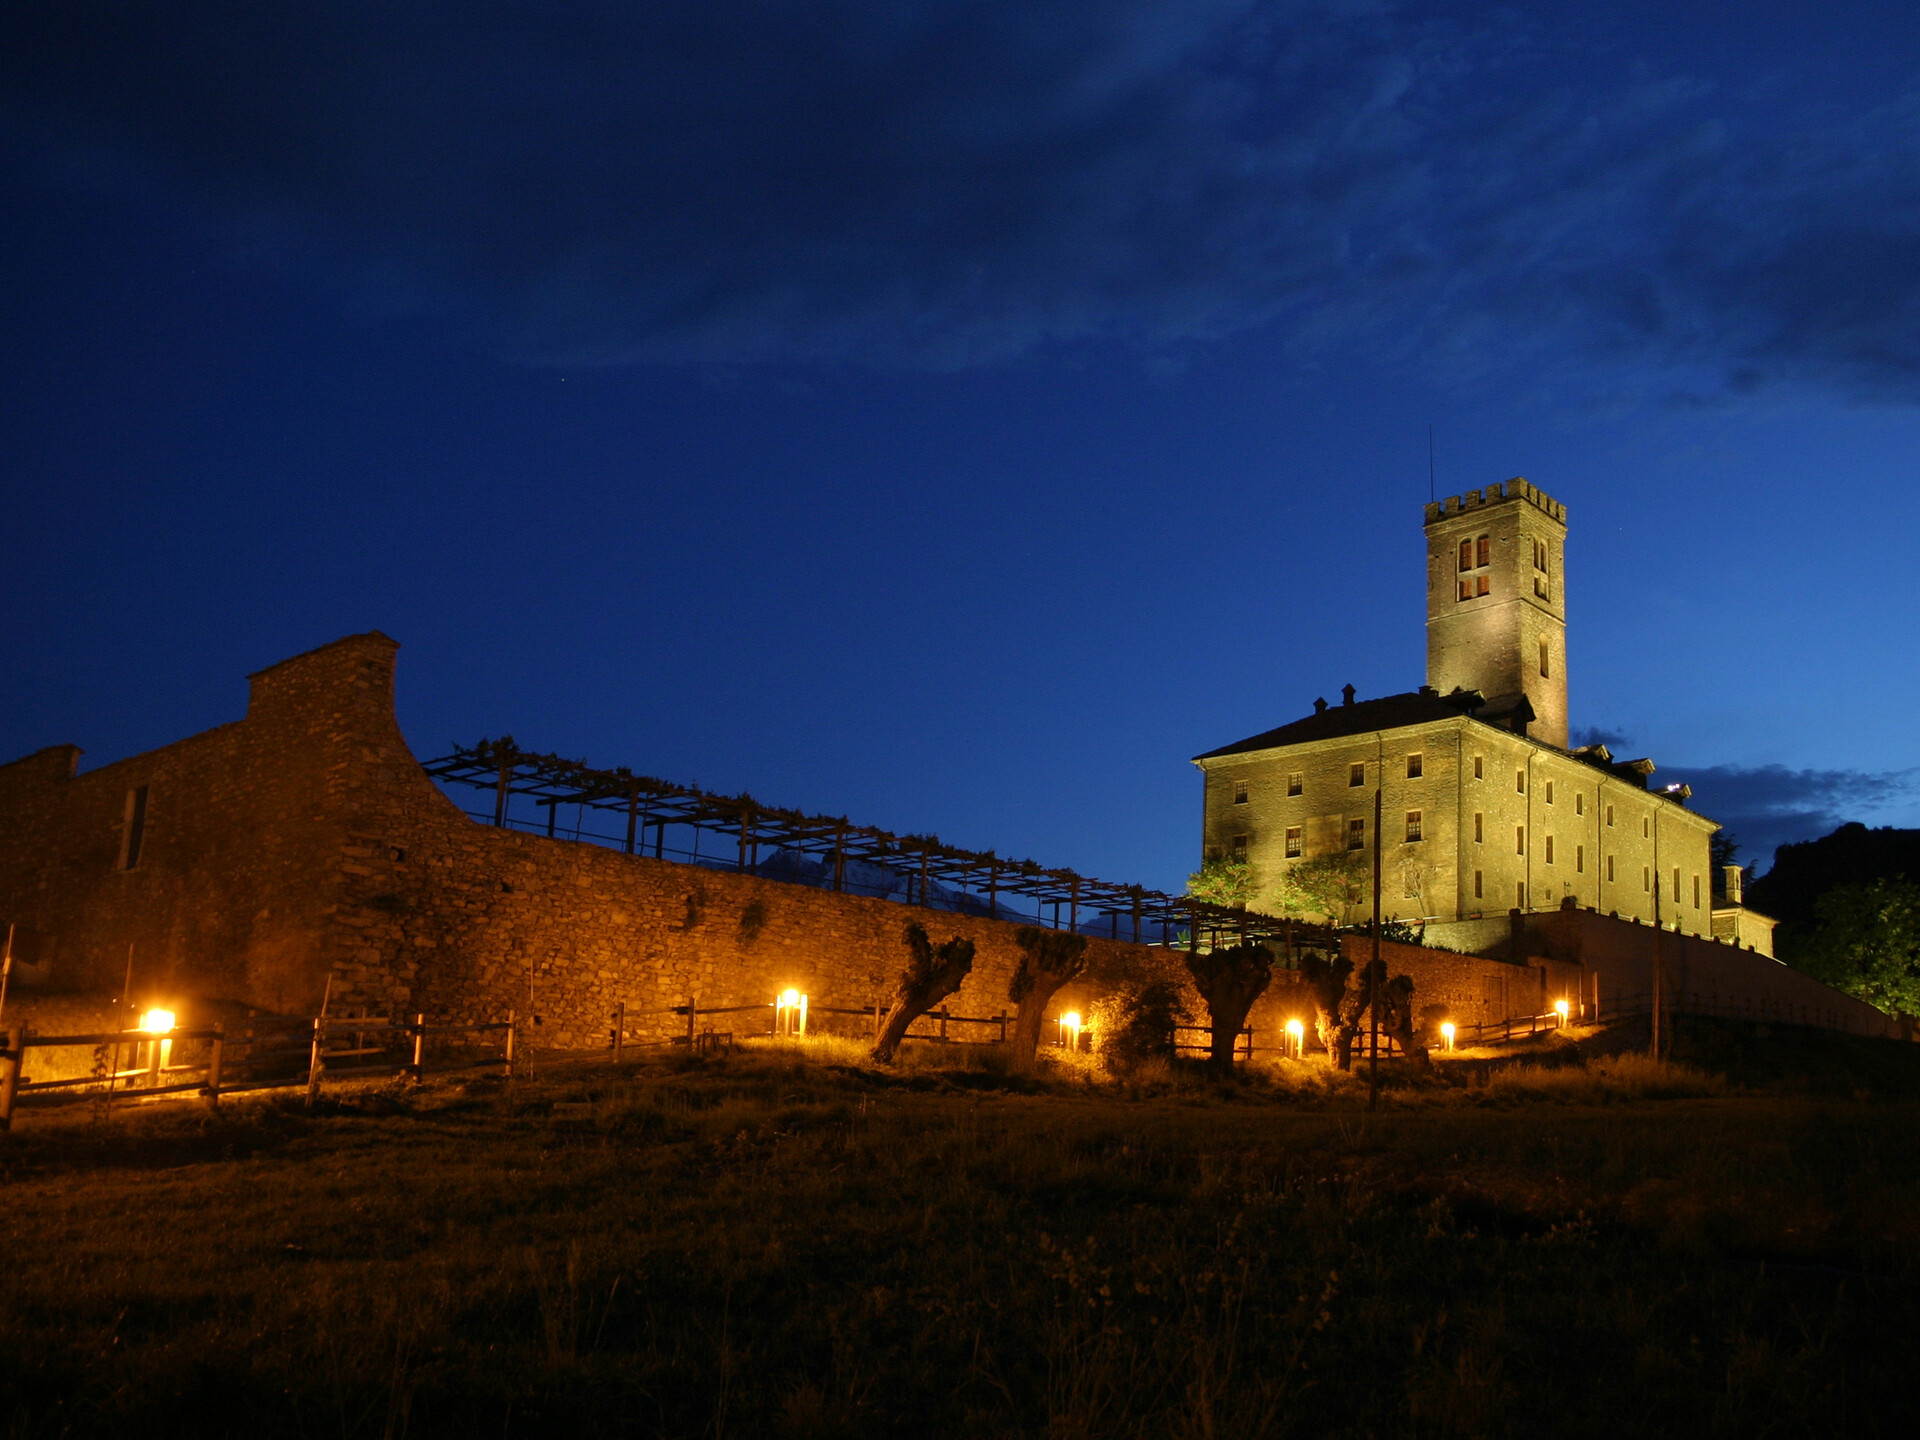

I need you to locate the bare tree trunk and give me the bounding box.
[1006,927,1088,1073]
[1300,950,1353,1065]
[872,923,976,1062]
[1184,942,1273,1073]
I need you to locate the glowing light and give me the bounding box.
[1059,1011,1083,1050]
[1554,999,1571,1025]
[774,989,808,1038]
[1285,1018,1305,1038]
[1440,1021,1457,1052]
[139,1009,176,1035]
[1284,1017,1306,1059]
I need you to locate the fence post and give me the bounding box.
[146,1029,163,1088]
[686,996,697,1047]
[997,1012,1007,1044]
[503,1010,516,1078]
[939,1008,949,1042]
[614,1002,626,1063]
[410,1013,426,1081]
[0,1027,22,1132]
[205,1025,225,1108]
[304,1016,324,1109]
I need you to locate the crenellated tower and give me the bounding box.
[1422,479,1568,749]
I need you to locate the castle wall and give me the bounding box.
[0,634,1179,1048]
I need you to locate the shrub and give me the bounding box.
[1091,980,1190,1073]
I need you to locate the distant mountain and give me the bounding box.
[1746,823,1920,946]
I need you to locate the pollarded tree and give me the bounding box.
[872,921,977,1062]
[1007,926,1089,1072]
[1274,851,1371,926]
[1378,973,1430,1068]
[1184,942,1274,1072]
[1186,855,1257,908]
[1298,949,1354,1065]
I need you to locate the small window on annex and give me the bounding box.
[1405,810,1423,842]
[1233,779,1249,805]
[1517,881,1527,909]
[1607,854,1615,882]
[1516,770,1526,795]
[1406,753,1422,779]
[1545,835,1555,864]
[1285,826,1302,858]
[1545,780,1554,804]
[1575,794,1584,816]
[1693,874,1701,908]
[1606,804,1615,827]
[1474,812,1484,843]
[1576,844,1585,873]
[1348,818,1367,851]
[1539,639,1550,677]
[1349,762,1366,788]
[1286,771,1303,797]
[1474,869,1484,899]
[1643,865,1651,892]
[1643,817,1651,839]
[1516,826,1526,855]
[1473,755,1484,780]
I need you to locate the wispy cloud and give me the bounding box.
[8,2,1920,395]
[1662,763,1920,870]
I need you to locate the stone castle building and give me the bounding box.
[1194,480,1777,956]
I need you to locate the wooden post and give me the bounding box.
[738,808,753,871]
[205,1025,224,1107]
[987,860,998,917]
[625,790,640,855]
[833,826,846,893]
[1368,786,1382,1113]
[938,1007,949,1042]
[493,748,513,827]
[304,1016,324,1108]
[686,996,697,1047]
[410,1013,426,1081]
[0,1026,22,1132]
[920,844,930,907]
[503,1010,516,1078]
[997,1012,1007,1043]
[1131,889,1141,945]
[614,1002,626,1062]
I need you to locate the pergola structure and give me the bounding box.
[422,738,1339,958]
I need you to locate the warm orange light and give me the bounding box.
[1059,1011,1083,1050]
[1554,999,1571,1025]
[774,989,808,1037]
[1284,1017,1306,1059]
[139,1009,176,1035]
[1440,1021,1457,1052]
[780,988,801,1009]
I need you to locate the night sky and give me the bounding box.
[5,1,1919,889]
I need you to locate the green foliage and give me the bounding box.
[1378,919,1422,945]
[1009,926,1088,1003]
[1185,854,1256,907]
[1795,878,1920,1019]
[1091,979,1190,1071]
[1274,850,1371,924]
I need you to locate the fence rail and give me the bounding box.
[0,1012,518,1131]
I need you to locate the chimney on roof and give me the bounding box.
[1341,684,1356,707]
[1313,697,1328,715]
[1722,864,1743,905]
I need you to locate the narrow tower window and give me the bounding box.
[1474,812,1483,843]
[1576,844,1585,873]
[1474,870,1483,899]
[1545,836,1554,864]
[1516,826,1526,855]
[1476,535,1490,567]
[1539,639,1550,677]
[119,786,149,870]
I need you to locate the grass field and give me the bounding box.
[3,1022,1918,1439]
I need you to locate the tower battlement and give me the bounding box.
[1424,478,1566,526]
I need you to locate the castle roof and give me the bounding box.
[1193,688,1478,760]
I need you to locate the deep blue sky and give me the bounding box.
[5,1,1919,887]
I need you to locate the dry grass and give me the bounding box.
[1,1029,1918,1438]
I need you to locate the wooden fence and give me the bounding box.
[0,1012,516,1131]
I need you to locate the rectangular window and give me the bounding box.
[1473,755,1483,780]
[1474,869,1483,899]
[1693,874,1701,908]
[1606,855,1615,882]
[1474,812,1483,843]
[1286,771,1303,797]
[120,785,149,870]
[1459,538,1472,571]
[1476,574,1490,597]
[1673,867,1682,902]
[1539,639,1550,678]
[1643,817,1650,838]
[1348,818,1366,851]
[1516,770,1526,794]
[1516,825,1526,855]
[1517,881,1527,909]
[1606,804,1614,827]
[1405,810,1423,842]
[1545,835,1554,864]
[1285,826,1302,858]
[1233,779,1249,804]
[1349,762,1365,787]
[1459,579,1473,602]
[1643,866,1651,892]
[1232,834,1248,858]
[1406,753,1422,779]
[1477,535,1490,567]
[1575,794,1584,816]
[1545,780,1554,804]
[1576,844,1585,873]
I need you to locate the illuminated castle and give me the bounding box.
[1193,480,1775,953]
